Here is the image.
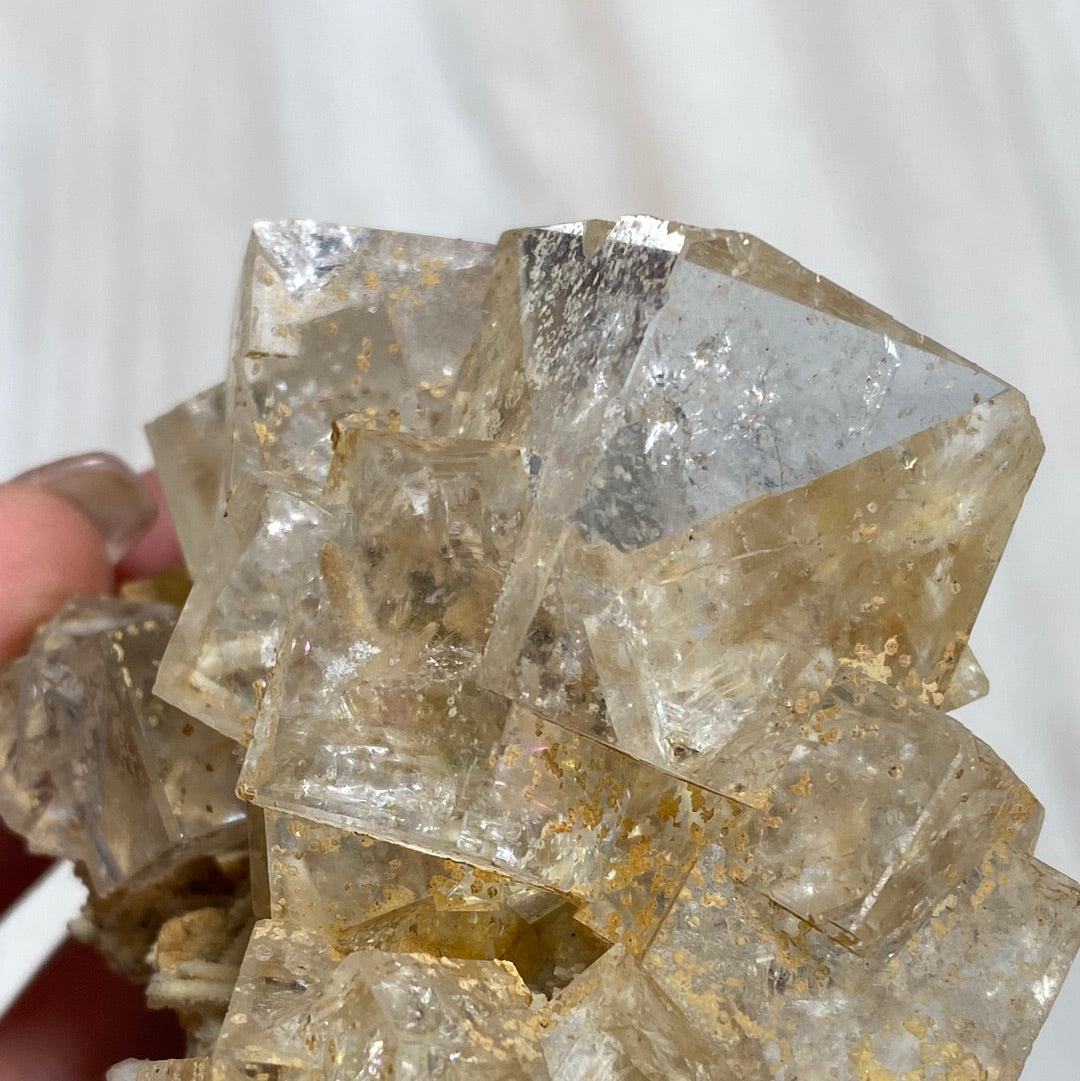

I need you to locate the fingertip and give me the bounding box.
[0,485,113,664]
[115,470,184,582]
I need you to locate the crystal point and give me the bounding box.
[464,218,1042,795]
[226,222,495,500]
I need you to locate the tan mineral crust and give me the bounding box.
[0,216,1076,1080]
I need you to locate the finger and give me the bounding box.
[0,464,186,1079]
[0,466,183,906]
[0,453,165,665]
[0,485,114,665]
[115,470,184,582]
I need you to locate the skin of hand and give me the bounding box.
[0,471,186,1081]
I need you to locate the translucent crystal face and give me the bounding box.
[576,255,1005,550]
[4,218,1076,1081]
[145,383,228,575]
[2,598,245,896]
[461,217,1041,786]
[712,674,1033,954]
[154,476,346,742]
[451,219,1008,538]
[644,834,1078,1081]
[227,222,495,500]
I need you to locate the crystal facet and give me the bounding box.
[452,220,1040,791]
[3,597,245,895]
[226,223,495,499]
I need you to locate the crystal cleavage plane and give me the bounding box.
[1,216,1076,1081]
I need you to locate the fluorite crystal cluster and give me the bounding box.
[2,217,1077,1080]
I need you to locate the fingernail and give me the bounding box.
[11,452,157,564]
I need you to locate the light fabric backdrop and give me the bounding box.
[1,2,1078,1074]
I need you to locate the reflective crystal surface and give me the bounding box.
[454,219,1042,792]
[243,688,713,956]
[644,837,1080,1081]
[107,1060,209,1081]
[155,475,342,741]
[212,920,546,1081]
[264,809,562,943]
[711,672,1034,953]
[313,949,544,1081]
[0,597,245,895]
[211,920,336,1080]
[538,944,746,1080]
[225,222,495,499]
[145,382,228,574]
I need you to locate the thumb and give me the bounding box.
[0,453,158,664]
[0,485,113,663]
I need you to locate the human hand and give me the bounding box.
[0,456,186,1081]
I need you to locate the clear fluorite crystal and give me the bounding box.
[145,382,228,575]
[539,943,751,1080]
[453,221,1040,791]
[155,475,342,741]
[1,597,245,895]
[263,808,562,943]
[313,949,545,1081]
[225,222,495,500]
[709,672,1036,953]
[1,218,1075,1081]
[644,836,1079,1080]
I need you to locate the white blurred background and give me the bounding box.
[1,2,1078,1075]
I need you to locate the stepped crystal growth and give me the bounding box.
[2,217,1076,1081]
